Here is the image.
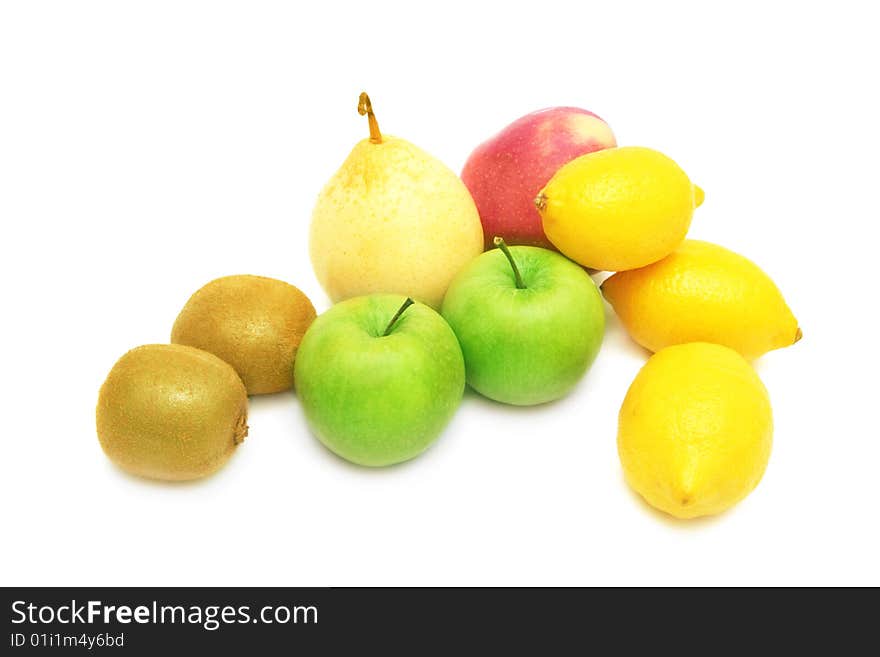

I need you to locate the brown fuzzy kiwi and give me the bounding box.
[171,275,317,395]
[96,344,248,481]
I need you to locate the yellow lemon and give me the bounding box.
[535,146,702,271]
[618,342,772,519]
[602,240,800,359]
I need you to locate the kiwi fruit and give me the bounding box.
[171,275,317,395]
[96,344,248,481]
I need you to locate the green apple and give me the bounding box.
[294,294,465,466]
[441,238,604,405]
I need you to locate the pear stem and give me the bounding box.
[358,92,382,144]
[493,237,526,289]
[383,297,414,336]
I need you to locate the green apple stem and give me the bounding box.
[358,92,383,144]
[383,297,415,336]
[493,237,526,289]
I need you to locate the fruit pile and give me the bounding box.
[96,93,799,521]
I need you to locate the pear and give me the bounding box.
[310,93,484,309]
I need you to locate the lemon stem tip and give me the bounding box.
[534,193,548,212]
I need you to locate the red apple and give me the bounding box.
[462,107,617,249]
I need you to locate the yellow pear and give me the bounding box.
[310,93,484,309]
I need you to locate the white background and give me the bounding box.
[2,1,877,586]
